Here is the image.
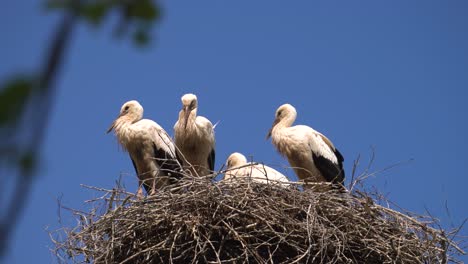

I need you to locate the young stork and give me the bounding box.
[174,93,215,176]
[267,104,345,187]
[107,100,182,198]
[223,152,290,185]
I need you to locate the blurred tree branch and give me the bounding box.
[0,0,161,258]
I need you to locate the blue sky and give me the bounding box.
[1,1,467,262]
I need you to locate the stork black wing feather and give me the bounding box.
[153,143,184,184]
[334,148,345,163]
[130,156,152,194]
[208,148,215,172]
[130,157,138,175]
[312,152,345,184]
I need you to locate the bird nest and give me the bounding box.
[50,175,465,264]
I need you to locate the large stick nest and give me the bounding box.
[51,175,465,263]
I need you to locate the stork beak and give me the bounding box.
[106,112,124,134]
[183,106,191,130]
[266,118,279,139]
[266,129,272,139]
[106,120,116,134]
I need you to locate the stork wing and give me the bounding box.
[334,147,344,164]
[318,133,336,151]
[152,142,183,183]
[197,116,216,172]
[312,152,345,183]
[208,148,215,172]
[311,132,345,183]
[130,157,138,175]
[135,119,184,183]
[130,156,151,194]
[152,123,184,181]
[319,132,345,163]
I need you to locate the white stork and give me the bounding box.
[107,100,182,197]
[174,93,215,176]
[223,152,290,185]
[267,104,345,187]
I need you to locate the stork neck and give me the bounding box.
[184,109,198,125]
[190,108,198,120]
[230,158,247,168]
[278,113,296,129]
[110,119,134,151]
[113,117,128,131]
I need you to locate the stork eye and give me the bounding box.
[124,106,130,111]
[277,110,283,117]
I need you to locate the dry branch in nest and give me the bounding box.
[51,175,465,264]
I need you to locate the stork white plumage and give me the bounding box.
[223,152,290,185]
[107,100,182,197]
[267,104,345,186]
[174,93,215,176]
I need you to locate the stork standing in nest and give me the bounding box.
[223,152,290,186]
[267,104,345,188]
[174,93,215,176]
[107,100,182,198]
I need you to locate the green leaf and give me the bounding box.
[128,0,160,21]
[0,76,35,126]
[79,2,111,26]
[133,27,150,46]
[19,151,37,177]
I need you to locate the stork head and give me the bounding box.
[107,100,144,133]
[267,104,297,139]
[180,93,198,130]
[226,152,247,169]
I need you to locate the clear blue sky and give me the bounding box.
[1,1,467,262]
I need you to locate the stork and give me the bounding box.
[223,152,290,185]
[174,93,215,176]
[267,104,345,188]
[107,100,182,198]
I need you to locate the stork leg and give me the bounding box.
[149,177,157,196]
[136,180,144,199]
